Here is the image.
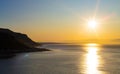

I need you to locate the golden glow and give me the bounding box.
[86,43,100,74]
[88,19,97,29]
[86,43,99,47]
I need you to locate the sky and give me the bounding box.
[0,0,120,44]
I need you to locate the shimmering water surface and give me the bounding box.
[0,43,120,74]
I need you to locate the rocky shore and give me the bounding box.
[0,28,50,58]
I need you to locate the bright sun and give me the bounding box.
[88,20,97,29]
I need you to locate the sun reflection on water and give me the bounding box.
[85,43,100,74]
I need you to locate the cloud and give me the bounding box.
[111,39,120,42]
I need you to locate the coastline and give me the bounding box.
[0,28,50,59]
[0,47,50,59]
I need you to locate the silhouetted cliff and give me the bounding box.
[0,28,49,58]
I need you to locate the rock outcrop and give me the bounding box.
[0,28,49,58]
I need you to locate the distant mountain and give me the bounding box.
[0,28,49,58]
[39,42,66,45]
[102,44,120,48]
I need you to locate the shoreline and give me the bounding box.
[0,47,50,59]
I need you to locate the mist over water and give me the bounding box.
[0,43,120,74]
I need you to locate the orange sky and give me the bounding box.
[1,0,120,44]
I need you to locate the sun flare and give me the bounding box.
[88,20,98,29]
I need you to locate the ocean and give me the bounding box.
[0,43,120,74]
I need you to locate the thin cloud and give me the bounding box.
[111,39,120,42]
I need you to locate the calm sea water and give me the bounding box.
[0,43,120,74]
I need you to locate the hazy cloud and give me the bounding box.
[111,39,120,42]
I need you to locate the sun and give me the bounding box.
[88,19,97,29]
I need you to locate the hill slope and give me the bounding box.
[0,28,49,58]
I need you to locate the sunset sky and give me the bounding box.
[1,0,120,44]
